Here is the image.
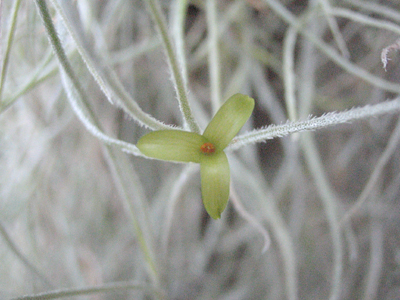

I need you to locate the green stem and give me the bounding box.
[206,0,222,113]
[0,0,22,102]
[282,27,298,122]
[145,0,200,133]
[172,0,189,83]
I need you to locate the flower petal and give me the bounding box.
[137,130,208,163]
[203,93,255,150]
[200,152,230,219]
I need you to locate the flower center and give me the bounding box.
[200,142,216,154]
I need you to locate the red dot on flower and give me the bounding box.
[200,142,216,154]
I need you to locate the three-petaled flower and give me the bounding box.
[137,94,255,219]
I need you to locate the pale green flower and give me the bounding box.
[137,94,255,219]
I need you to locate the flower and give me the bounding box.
[137,94,255,219]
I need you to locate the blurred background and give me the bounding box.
[1,0,400,299]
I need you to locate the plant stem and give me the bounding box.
[144,0,200,133]
[0,0,22,102]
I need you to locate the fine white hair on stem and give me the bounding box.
[229,97,400,151]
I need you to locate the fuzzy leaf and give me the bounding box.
[137,130,208,163]
[200,152,230,219]
[203,93,255,150]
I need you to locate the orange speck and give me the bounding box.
[200,142,215,154]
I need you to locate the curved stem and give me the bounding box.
[0,0,22,102]
[49,0,173,131]
[34,0,161,289]
[34,0,142,156]
[261,0,400,93]
[145,0,200,133]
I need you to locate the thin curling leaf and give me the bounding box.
[137,130,208,163]
[203,93,255,150]
[200,152,230,219]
